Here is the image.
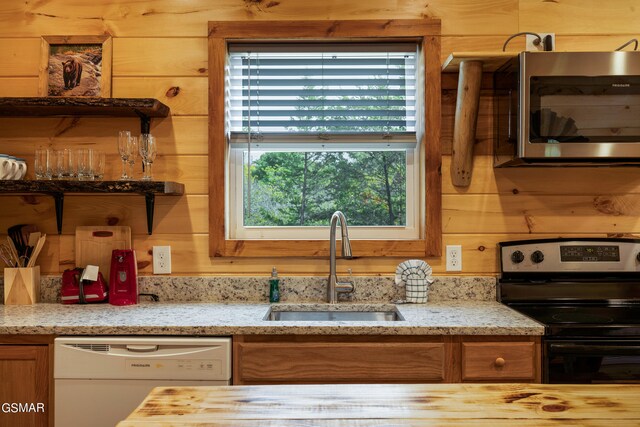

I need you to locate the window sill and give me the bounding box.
[213,239,432,258]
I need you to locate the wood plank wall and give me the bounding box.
[0,0,639,276]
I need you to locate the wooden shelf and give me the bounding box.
[0,97,170,133]
[442,52,516,73]
[0,180,184,235]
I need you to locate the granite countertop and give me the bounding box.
[0,301,544,336]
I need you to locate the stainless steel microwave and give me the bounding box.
[494,51,640,167]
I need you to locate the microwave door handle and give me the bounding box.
[549,343,640,356]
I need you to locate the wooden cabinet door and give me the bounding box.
[0,345,49,427]
[234,335,456,385]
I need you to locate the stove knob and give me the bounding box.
[531,250,545,264]
[510,250,525,264]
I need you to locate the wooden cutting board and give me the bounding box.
[75,226,132,282]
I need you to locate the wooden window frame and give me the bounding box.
[208,19,442,258]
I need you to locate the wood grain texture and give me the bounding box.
[234,335,451,384]
[112,76,207,115]
[0,345,49,427]
[118,383,640,426]
[0,116,208,156]
[423,33,442,256]
[0,39,40,76]
[461,341,536,381]
[1,1,640,276]
[113,38,208,76]
[520,0,640,34]
[450,60,482,187]
[0,0,519,37]
[0,77,38,96]
[37,232,636,275]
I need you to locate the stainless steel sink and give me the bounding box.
[264,308,404,322]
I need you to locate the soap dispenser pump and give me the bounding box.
[269,267,280,303]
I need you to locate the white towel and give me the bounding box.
[395,259,434,303]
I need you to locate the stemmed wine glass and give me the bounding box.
[139,134,157,181]
[127,136,139,180]
[118,131,131,180]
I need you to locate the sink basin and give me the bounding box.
[264,308,404,322]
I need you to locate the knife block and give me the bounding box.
[4,266,40,305]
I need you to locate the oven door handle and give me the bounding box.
[549,343,640,356]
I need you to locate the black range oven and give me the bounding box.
[498,238,640,384]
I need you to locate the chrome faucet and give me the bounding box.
[328,211,354,303]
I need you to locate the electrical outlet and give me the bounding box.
[526,33,555,51]
[153,246,172,274]
[446,245,462,272]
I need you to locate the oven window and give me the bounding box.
[529,76,640,143]
[546,341,640,384]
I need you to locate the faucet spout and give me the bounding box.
[328,211,354,303]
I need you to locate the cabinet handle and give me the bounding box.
[494,357,506,367]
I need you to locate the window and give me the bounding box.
[228,43,419,239]
[208,20,442,257]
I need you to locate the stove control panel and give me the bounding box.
[500,239,640,273]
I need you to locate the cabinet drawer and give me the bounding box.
[234,336,450,384]
[461,342,536,381]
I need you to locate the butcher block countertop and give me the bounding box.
[0,301,543,335]
[118,383,640,426]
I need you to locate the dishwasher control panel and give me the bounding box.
[126,358,222,374]
[54,337,232,381]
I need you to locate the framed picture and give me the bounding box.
[38,35,112,97]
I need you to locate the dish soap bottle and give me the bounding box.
[269,267,280,303]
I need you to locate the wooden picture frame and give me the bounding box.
[38,35,112,97]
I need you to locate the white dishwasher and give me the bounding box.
[54,336,231,427]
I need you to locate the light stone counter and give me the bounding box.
[0,301,544,336]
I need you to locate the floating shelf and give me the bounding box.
[0,180,185,235]
[441,52,517,73]
[0,97,170,134]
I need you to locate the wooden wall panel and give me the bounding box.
[0,116,208,156]
[443,156,640,196]
[0,38,40,76]
[0,195,207,235]
[113,38,208,76]
[0,1,518,37]
[49,232,635,275]
[0,77,38,96]
[112,77,207,116]
[1,0,639,276]
[520,0,640,34]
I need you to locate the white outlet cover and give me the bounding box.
[446,245,462,272]
[153,246,172,274]
[526,33,555,51]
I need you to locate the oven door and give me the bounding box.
[545,339,640,383]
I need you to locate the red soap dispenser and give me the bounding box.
[109,249,138,305]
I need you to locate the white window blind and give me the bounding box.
[228,42,418,150]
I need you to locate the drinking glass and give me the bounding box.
[118,130,131,180]
[34,148,52,180]
[92,150,105,180]
[76,148,93,181]
[127,136,138,180]
[55,148,75,179]
[139,134,157,181]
